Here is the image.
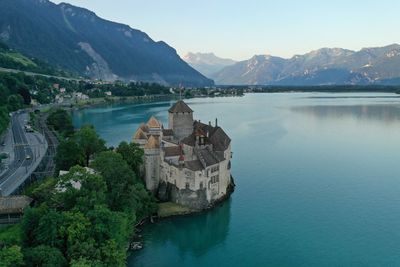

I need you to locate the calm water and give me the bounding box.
[73,93,400,267]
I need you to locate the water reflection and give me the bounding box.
[134,199,231,258]
[291,104,400,124]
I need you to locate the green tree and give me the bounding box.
[24,245,67,267]
[74,125,106,166]
[60,211,101,263]
[28,177,57,204]
[55,166,107,212]
[55,139,85,172]
[116,141,144,174]
[7,94,23,111]
[47,109,74,137]
[0,84,10,105]
[91,151,137,212]
[99,239,126,267]
[70,258,94,267]
[86,205,131,247]
[92,151,156,219]
[21,206,47,247]
[35,210,65,249]
[0,224,22,247]
[0,245,24,267]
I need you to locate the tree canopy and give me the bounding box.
[0,110,157,266]
[116,141,144,175]
[74,125,106,166]
[47,109,74,137]
[55,139,85,173]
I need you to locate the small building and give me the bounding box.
[55,94,64,104]
[0,196,32,224]
[105,91,112,96]
[73,92,90,100]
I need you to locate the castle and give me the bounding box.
[133,100,234,209]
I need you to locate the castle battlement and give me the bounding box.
[133,100,233,209]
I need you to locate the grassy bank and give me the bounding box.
[157,202,197,218]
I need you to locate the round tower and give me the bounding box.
[144,135,160,192]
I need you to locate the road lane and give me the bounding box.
[0,111,45,195]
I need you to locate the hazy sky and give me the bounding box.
[52,0,400,61]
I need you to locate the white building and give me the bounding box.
[133,100,234,209]
[73,92,89,100]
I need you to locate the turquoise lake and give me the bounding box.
[72,93,400,267]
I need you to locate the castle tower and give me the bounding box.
[144,135,160,192]
[168,100,193,140]
[146,116,162,135]
[132,128,148,148]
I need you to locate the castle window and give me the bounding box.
[211,165,219,173]
[211,175,219,184]
[200,182,203,189]
[185,182,190,189]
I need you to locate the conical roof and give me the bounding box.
[139,123,149,132]
[145,135,159,149]
[133,128,148,140]
[168,100,193,113]
[147,116,161,128]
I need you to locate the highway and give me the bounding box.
[0,111,47,196]
[0,67,82,82]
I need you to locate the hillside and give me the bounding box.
[0,42,72,77]
[212,45,400,85]
[0,0,213,86]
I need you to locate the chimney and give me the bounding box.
[215,118,218,127]
[209,121,211,126]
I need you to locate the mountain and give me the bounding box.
[0,41,73,77]
[183,52,236,77]
[0,0,213,86]
[211,45,400,85]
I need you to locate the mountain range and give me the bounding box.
[183,52,236,77]
[208,45,400,85]
[0,0,213,86]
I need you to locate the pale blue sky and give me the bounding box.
[52,0,400,61]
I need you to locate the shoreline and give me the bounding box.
[157,176,236,219]
[70,94,176,110]
[64,93,244,111]
[130,176,235,250]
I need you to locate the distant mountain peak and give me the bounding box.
[211,44,400,86]
[183,52,236,78]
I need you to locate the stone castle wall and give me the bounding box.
[169,112,193,140]
[144,148,160,192]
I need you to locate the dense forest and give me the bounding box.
[0,109,157,266]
